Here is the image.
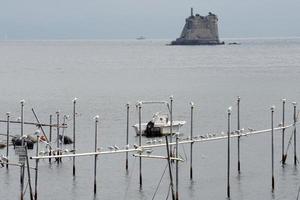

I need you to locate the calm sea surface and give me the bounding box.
[0,38,300,200]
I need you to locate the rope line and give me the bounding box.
[151,163,168,200]
[165,183,171,200]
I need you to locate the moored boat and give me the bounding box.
[133,112,186,137]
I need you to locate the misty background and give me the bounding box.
[0,0,299,40]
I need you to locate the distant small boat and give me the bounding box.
[136,36,146,40]
[133,112,186,137]
[228,42,241,45]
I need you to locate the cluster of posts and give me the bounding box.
[0,96,299,200]
[1,99,77,200]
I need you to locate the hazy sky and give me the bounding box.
[1,0,300,39]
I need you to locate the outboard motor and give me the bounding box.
[145,121,161,137]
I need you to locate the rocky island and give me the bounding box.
[171,8,224,45]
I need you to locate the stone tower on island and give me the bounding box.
[171,8,224,45]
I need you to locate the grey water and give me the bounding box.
[0,38,300,200]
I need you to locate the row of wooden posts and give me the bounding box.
[131,97,298,199]
[1,97,299,200]
[38,97,298,199]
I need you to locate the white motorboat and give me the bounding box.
[133,112,186,137]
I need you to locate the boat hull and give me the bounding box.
[133,121,186,137]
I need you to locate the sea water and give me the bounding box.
[0,38,300,199]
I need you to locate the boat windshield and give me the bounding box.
[152,113,169,124]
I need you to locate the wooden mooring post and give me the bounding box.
[34,135,39,200]
[20,100,25,200]
[25,144,34,200]
[73,98,77,176]
[56,111,60,163]
[237,97,241,173]
[176,127,179,200]
[125,103,129,171]
[227,107,232,199]
[6,112,10,169]
[165,134,176,200]
[94,115,99,194]
[138,102,142,188]
[293,102,297,165]
[282,99,286,165]
[271,106,275,192]
[170,96,173,157]
[190,102,194,180]
[21,100,24,138]
[49,115,52,163]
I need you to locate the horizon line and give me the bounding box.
[0,36,300,42]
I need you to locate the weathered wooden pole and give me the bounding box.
[237,96,241,173]
[56,111,60,163]
[271,106,275,192]
[170,96,173,156]
[73,98,77,176]
[227,107,232,199]
[20,161,24,200]
[34,135,39,200]
[20,100,25,200]
[25,143,34,200]
[94,115,99,194]
[49,115,52,141]
[176,121,180,199]
[282,99,286,165]
[165,135,176,200]
[190,102,194,180]
[126,103,129,171]
[6,112,10,169]
[49,115,52,163]
[293,102,297,165]
[56,111,60,149]
[138,102,142,188]
[21,100,25,138]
